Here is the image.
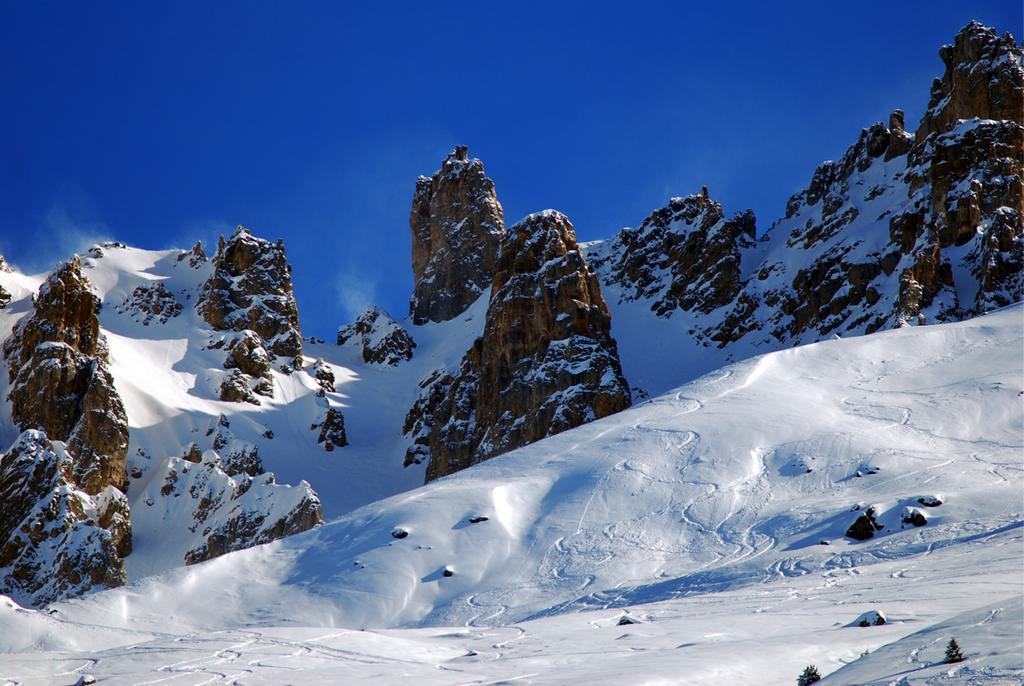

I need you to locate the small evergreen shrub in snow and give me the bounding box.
[797,664,822,685]
[944,638,965,663]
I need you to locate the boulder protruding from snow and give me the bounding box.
[846,506,884,541]
[853,610,887,627]
[407,209,632,481]
[337,306,415,366]
[409,146,506,324]
[901,506,928,527]
[316,408,349,452]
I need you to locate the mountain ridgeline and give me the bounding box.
[404,20,1022,480]
[0,21,1019,608]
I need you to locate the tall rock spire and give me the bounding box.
[409,146,506,324]
[405,210,632,480]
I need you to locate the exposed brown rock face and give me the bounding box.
[409,146,506,324]
[896,22,1024,319]
[337,306,415,366]
[592,21,1022,349]
[0,431,130,607]
[0,258,131,605]
[198,226,303,403]
[3,257,129,494]
[915,21,1024,142]
[406,210,631,481]
[199,226,302,362]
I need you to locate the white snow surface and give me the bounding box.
[0,267,1020,684]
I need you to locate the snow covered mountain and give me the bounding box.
[3,304,1022,684]
[0,19,1021,685]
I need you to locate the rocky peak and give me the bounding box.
[3,257,129,495]
[409,146,506,324]
[406,209,631,481]
[337,306,416,366]
[176,241,208,269]
[0,258,131,605]
[198,226,303,403]
[199,226,302,362]
[594,189,757,320]
[916,21,1023,142]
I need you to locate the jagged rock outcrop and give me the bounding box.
[3,257,129,494]
[0,258,132,605]
[138,413,322,566]
[591,188,756,319]
[896,22,1024,319]
[114,282,183,325]
[199,225,302,365]
[176,241,208,269]
[409,146,506,324]
[146,450,322,566]
[0,431,130,607]
[406,210,631,481]
[198,226,302,403]
[337,306,415,366]
[211,419,264,477]
[311,359,335,396]
[592,21,1022,349]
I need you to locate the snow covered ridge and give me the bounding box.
[589,21,1022,359]
[1,305,1020,684]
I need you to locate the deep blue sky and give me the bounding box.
[1,1,1020,338]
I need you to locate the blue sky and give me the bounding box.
[1,1,1020,338]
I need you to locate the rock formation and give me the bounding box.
[3,257,129,494]
[337,306,415,366]
[315,408,348,452]
[409,146,506,324]
[176,241,208,269]
[115,282,183,325]
[592,21,1022,348]
[198,226,303,402]
[592,188,756,319]
[406,210,631,481]
[140,414,323,566]
[1,258,131,605]
[0,431,130,607]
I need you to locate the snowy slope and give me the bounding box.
[1,304,1019,684]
